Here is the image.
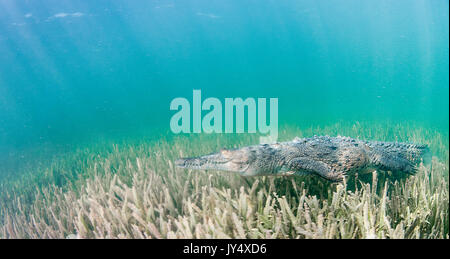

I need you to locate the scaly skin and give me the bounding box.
[175,136,431,182]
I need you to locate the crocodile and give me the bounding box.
[175,136,431,182]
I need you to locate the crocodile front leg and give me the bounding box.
[286,157,345,182]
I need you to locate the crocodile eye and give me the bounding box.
[220,149,232,157]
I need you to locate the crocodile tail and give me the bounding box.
[419,145,432,168]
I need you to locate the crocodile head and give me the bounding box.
[175,147,259,175]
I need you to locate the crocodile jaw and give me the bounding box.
[175,148,252,174]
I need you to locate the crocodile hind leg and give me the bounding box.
[287,157,345,182]
[370,152,418,175]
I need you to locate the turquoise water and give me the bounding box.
[0,0,448,175]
